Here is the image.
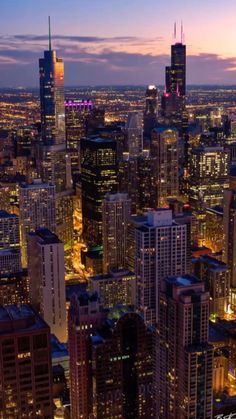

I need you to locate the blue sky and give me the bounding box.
[1,0,236,86]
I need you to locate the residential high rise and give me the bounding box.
[68,293,105,419]
[65,99,93,182]
[144,85,158,139]
[0,304,53,418]
[68,294,154,418]
[19,179,56,266]
[135,209,187,326]
[39,17,65,146]
[125,112,143,157]
[0,210,21,274]
[192,254,230,318]
[88,269,136,308]
[81,137,117,246]
[27,228,67,342]
[223,188,236,307]
[158,274,213,419]
[65,99,93,150]
[102,193,131,273]
[151,126,179,207]
[189,146,229,210]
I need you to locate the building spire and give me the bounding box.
[181,21,184,44]
[174,21,177,43]
[48,16,52,50]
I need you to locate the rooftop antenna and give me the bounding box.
[48,16,52,50]
[181,21,184,44]
[174,21,177,43]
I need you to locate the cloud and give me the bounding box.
[0,33,235,86]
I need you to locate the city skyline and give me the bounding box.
[1,0,236,86]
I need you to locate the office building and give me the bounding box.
[39,17,65,146]
[0,270,28,305]
[205,206,223,253]
[192,254,230,318]
[135,209,187,325]
[0,210,21,274]
[158,274,213,418]
[88,268,136,308]
[144,85,158,139]
[68,293,105,419]
[0,304,53,418]
[65,99,93,150]
[19,179,56,266]
[125,112,143,157]
[69,295,154,418]
[223,188,236,308]
[81,137,117,246]
[189,146,229,210]
[27,228,66,342]
[102,193,131,273]
[151,127,179,207]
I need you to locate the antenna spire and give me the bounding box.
[181,21,184,44]
[48,16,52,50]
[174,21,177,43]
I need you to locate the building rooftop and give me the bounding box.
[166,274,200,287]
[89,269,135,282]
[20,179,54,189]
[0,304,48,335]
[33,228,62,245]
[0,210,18,219]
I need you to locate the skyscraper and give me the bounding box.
[144,85,158,139]
[125,112,143,157]
[135,209,187,326]
[27,228,67,342]
[0,210,21,274]
[68,294,154,418]
[39,17,65,146]
[68,293,105,419]
[223,188,236,308]
[189,146,229,210]
[158,274,213,418]
[19,179,56,266]
[0,304,53,418]
[161,24,187,133]
[151,126,179,207]
[81,137,117,246]
[102,192,131,273]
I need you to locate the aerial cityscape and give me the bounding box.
[2,1,236,418]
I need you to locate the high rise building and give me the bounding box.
[81,137,117,246]
[189,146,229,210]
[135,209,187,326]
[88,268,136,308]
[68,294,154,418]
[27,228,67,342]
[19,179,56,266]
[39,17,65,146]
[144,85,158,139]
[0,304,53,418]
[65,99,93,150]
[102,193,131,273]
[161,24,187,133]
[68,293,105,419]
[223,188,236,308]
[118,150,157,214]
[192,254,230,318]
[65,99,93,182]
[151,127,179,207]
[0,210,21,274]
[158,274,213,418]
[125,113,143,157]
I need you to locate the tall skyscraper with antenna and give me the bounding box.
[39,17,65,146]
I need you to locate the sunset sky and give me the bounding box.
[1,0,236,86]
